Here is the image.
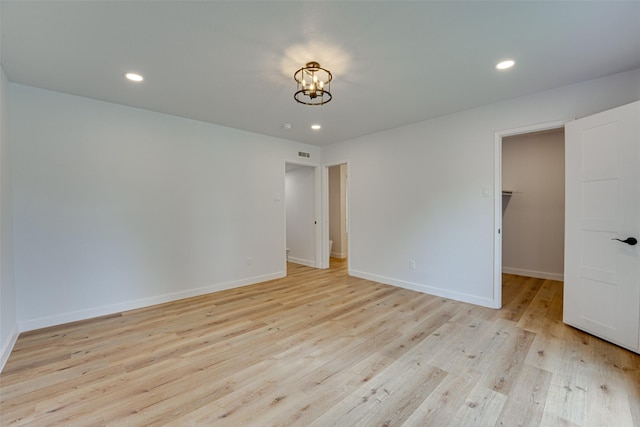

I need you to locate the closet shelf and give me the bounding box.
[502,190,516,196]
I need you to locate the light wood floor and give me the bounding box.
[1,259,639,426]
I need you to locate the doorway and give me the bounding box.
[328,164,348,268]
[494,121,565,307]
[284,163,320,269]
[502,128,565,280]
[321,161,349,269]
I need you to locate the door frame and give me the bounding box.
[321,160,350,269]
[493,120,566,308]
[284,161,322,269]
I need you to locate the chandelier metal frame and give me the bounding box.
[293,61,332,106]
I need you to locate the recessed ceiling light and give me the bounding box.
[496,60,515,70]
[125,72,144,82]
[282,124,292,130]
[311,124,322,130]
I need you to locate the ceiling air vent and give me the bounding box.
[298,151,311,158]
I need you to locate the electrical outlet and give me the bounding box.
[409,259,416,270]
[247,257,253,266]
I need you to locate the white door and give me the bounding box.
[564,101,640,353]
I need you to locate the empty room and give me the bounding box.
[1,1,640,426]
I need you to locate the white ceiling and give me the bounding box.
[2,1,640,146]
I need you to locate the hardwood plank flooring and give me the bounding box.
[1,260,639,426]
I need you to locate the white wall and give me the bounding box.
[285,165,316,266]
[0,2,17,372]
[321,68,640,308]
[10,84,319,330]
[502,129,565,280]
[1,66,18,370]
[6,68,640,337]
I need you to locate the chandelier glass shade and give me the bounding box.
[294,62,332,105]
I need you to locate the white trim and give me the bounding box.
[494,120,567,309]
[314,164,322,268]
[496,121,566,139]
[282,165,288,273]
[321,165,330,269]
[502,267,564,281]
[18,271,285,332]
[350,269,498,309]
[0,325,19,374]
[288,257,316,267]
[493,132,503,308]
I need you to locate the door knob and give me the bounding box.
[612,237,638,246]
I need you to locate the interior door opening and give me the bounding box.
[494,121,565,308]
[501,128,565,281]
[284,163,320,271]
[328,163,348,269]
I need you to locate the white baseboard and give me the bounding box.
[1,325,20,374]
[18,271,286,332]
[330,251,347,259]
[502,267,563,281]
[288,257,317,267]
[349,269,499,309]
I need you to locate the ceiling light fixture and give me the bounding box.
[125,72,144,82]
[294,62,332,106]
[311,124,322,130]
[496,60,515,70]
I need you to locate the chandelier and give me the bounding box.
[294,62,332,105]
